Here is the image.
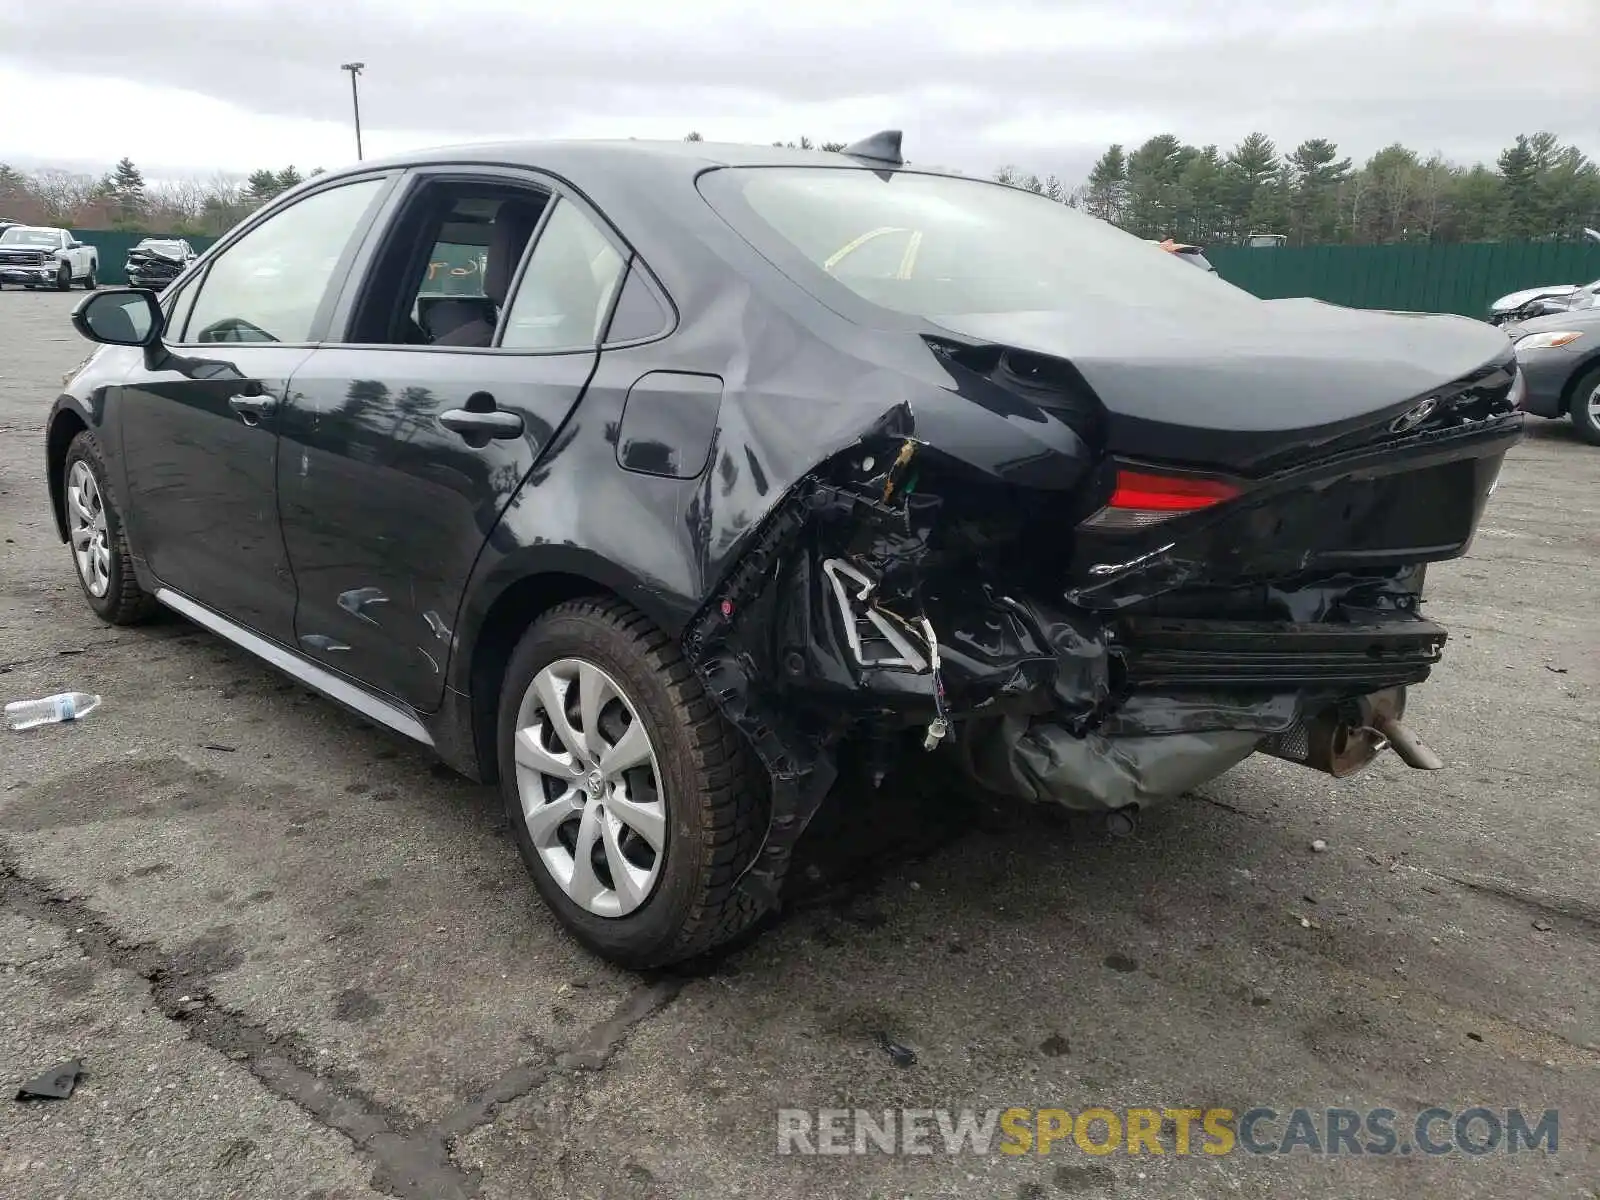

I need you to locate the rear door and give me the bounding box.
[276,169,629,710]
[118,175,393,641]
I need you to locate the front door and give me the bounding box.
[275,179,629,710]
[120,344,313,638]
[118,176,391,640]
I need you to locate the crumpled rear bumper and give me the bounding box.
[683,405,1515,900]
[955,604,1446,811]
[967,717,1261,811]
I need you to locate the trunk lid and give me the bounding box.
[930,299,1515,475]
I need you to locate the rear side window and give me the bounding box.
[603,262,672,344]
[181,178,385,343]
[500,200,626,351]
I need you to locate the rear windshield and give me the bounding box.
[697,167,1253,320]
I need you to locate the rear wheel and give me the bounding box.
[81,263,96,290]
[62,431,158,624]
[497,597,767,968]
[1568,366,1600,446]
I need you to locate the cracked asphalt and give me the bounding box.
[2,288,1597,1199]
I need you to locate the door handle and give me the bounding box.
[228,392,277,426]
[438,408,524,440]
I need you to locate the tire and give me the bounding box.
[496,597,767,968]
[1568,365,1600,447]
[55,263,71,291]
[81,263,96,290]
[62,430,158,625]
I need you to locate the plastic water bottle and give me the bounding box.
[4,692,102,731]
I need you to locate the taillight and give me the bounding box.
[1080,467,1242,529]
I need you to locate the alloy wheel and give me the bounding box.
[512,657,667,918]
[1587,382,1600,429]
[67,460,111,598]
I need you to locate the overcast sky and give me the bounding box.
[2,0,1595,184]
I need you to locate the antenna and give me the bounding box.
[841,130,904,167]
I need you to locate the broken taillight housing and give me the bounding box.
[1079,467,1242,530]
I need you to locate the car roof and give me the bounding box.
[318,137,965,189]
[5,225,64,234]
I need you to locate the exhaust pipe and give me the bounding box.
[1260,688,1444,777]
[1372,712,1444,771]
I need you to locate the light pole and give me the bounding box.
[340,62,365,161]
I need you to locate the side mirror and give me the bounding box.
[67,240,84,250]
[71,288,163,347]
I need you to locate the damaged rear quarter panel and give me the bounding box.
[448,157,1521,904]
[447,210,1107,900]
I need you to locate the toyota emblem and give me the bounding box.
[1389,398,1438,433]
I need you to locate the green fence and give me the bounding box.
[1207,241,1600,317]
[70,231,218,285]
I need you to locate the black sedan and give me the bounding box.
[47,133,1523,966]
[1502,305,1600,445]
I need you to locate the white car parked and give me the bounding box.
[0,225,98,291]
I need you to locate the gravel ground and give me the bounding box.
[1,287,1596,1199]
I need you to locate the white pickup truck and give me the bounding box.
[0,225,98,290]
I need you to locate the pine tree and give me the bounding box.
[1225,133,1280,240]
[1126,135,1189,237]
[102,156,147,225]
[245,169,281,202]
[1497,135,1541,238]
[1178,147,1226,243]
[1085,145,1127,223]
[1288,139,1352,244]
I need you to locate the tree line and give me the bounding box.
[4,130,1596,247]
[1059,131,1599,246]
[709,130,1599,247]
[0,157,325,237]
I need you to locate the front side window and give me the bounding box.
[698,167,1255,320]
[162,274,200,340]
[500,199,626,351]
[181,178,384,344]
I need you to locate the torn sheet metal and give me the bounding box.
[677,342,1519,899]
[971,717,1261,812]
